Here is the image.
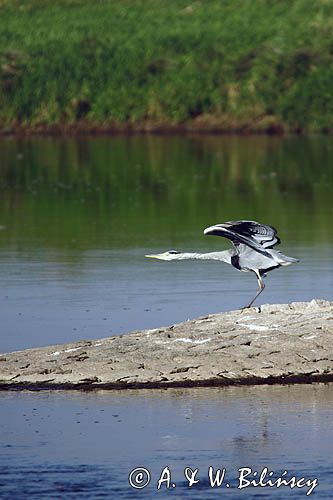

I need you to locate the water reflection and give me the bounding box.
[0,135,332,250]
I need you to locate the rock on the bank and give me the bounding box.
[0,300,332,390]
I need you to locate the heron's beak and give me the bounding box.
[145,254,164,260]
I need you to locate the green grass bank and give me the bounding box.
[1,0,333,134]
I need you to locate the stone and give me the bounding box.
[0,300,332,390]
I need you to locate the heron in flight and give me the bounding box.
[146,220,299,308]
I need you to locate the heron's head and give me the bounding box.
[145,250,181,261]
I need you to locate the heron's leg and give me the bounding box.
[243,272,265,309]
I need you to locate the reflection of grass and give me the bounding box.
[0,136,332,248]
[1,1,333,131]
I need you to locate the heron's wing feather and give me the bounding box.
[224,220,280,248]
[208,220,280,249]
[204,220,281,257]
[204,225,270,257]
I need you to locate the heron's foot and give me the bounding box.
[240,304,261,312]
[240,305,251,312]
[242,301,255,309]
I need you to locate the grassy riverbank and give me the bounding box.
[1,0,333,133]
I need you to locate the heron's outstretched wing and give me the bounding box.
[204,220,280,256]
[222,220,280,248]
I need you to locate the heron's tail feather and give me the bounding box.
[276,253,299,265]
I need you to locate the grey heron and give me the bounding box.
[146,220,299,309]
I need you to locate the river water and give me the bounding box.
[0,135,332,498]
[0,384,332,498]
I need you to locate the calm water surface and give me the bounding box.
[0,385,332,498]
[0,135,332,353]
[0,136,332,498]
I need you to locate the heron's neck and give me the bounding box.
[174,251,232,264]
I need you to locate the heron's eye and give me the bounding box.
[168,250,180,254]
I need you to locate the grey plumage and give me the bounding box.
[146,220,299,308]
